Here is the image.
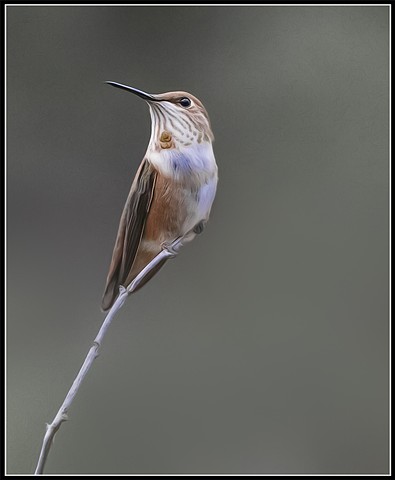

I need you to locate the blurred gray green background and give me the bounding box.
[7,5,389,474]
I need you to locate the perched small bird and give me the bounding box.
[101,82,218,311]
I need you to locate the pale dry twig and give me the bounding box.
[34,236,185,474]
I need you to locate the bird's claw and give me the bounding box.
[193,221,206,235]
[161,241,181,258]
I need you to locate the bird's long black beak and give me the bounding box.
[105,81,159,101]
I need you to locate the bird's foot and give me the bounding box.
[161,239,182,258]
[193,221,206,235]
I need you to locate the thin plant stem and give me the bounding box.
[34,238,184,474]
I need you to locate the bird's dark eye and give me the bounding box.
[179,97,191,108]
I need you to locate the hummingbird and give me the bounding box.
[101,82,218,311]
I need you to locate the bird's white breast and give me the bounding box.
[148,141,218,233]
[149,142,217,181]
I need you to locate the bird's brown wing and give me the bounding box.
[101,158,157,311]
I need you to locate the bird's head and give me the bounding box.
[106,81,214,152]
